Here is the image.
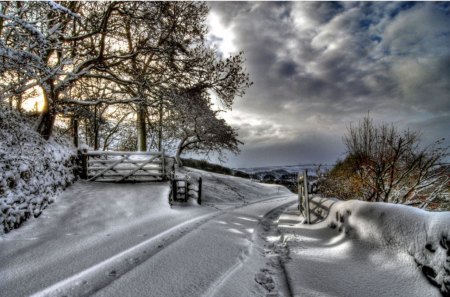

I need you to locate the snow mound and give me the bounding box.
[310,197,450,295]
[0,106,76,234]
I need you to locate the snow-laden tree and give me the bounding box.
[1,1,165,140]
[1,1,251,162]
[0,1,119,139]
[167,88,241,166]
[98,2,251,152]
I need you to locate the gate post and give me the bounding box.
[79,149,88,179]
[172,179,177,201]
[198,177,202,205]
[303,169,311,224]
[298,172,303,213]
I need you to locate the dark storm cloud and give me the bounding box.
[207,2,450,168]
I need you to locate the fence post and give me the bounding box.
[298,172,303,213]
[185,179,188,202]
[80,149,88,179]
[198,177,202,205]
[304,169,311,224]
[172,179,177,201]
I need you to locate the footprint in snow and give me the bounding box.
[255,271,275,292]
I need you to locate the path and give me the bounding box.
[0,179,296,297]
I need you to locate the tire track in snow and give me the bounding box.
[30,212,221,297]
[31,195,294,297]
[201,199,296,297]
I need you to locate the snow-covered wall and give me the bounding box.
[0,107,76,234]
[308,196,450,295]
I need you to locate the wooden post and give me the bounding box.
[172,179,177,201]
[81,149,88,179]
[198,177,202,205]
[298,172,303,214]
[304,169,311,224]
[185,179,188,202]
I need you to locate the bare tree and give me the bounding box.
[339,115,449,205]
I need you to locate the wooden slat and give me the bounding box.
[92,177,162,182]
[89,172,163,177]
[88,165,162,171]
[87,155,129,181]
[85,151,162,157]
[118,155,159,181]
[88,159,162,165]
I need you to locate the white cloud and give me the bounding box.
[207,12,237,58]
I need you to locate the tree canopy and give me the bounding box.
[0,1,251,162]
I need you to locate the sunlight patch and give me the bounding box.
[228,228,244,235]
[266,235,281,242]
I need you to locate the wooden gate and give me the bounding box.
[80,150,168,182]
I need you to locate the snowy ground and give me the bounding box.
[279,204,442,297]
[0,170,444,297]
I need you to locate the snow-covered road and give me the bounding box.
[0,175,296,297]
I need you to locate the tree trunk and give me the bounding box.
[85,118,90,147]
[93,105,99,150]
[158,99,163,151]
[137,104,147,151]
[72,117,79,148]
[35,87,56,140]
[16,94,23,113]
[175,146,183,167]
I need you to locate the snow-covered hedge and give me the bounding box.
[308,196,450,295]
[0,106,76,234]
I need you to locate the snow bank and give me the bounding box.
[0,106,76,234]
[309,196,450,295]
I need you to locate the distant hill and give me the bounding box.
[235,164,334,193]
[180,160,336,193]
[236,164,334,180]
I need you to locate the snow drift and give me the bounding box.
[0,106,76,233]
[308,196,450,295]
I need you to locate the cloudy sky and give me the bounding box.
[206,2,450,168]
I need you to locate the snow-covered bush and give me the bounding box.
[308,197,450,295]
[0,106,76,233]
